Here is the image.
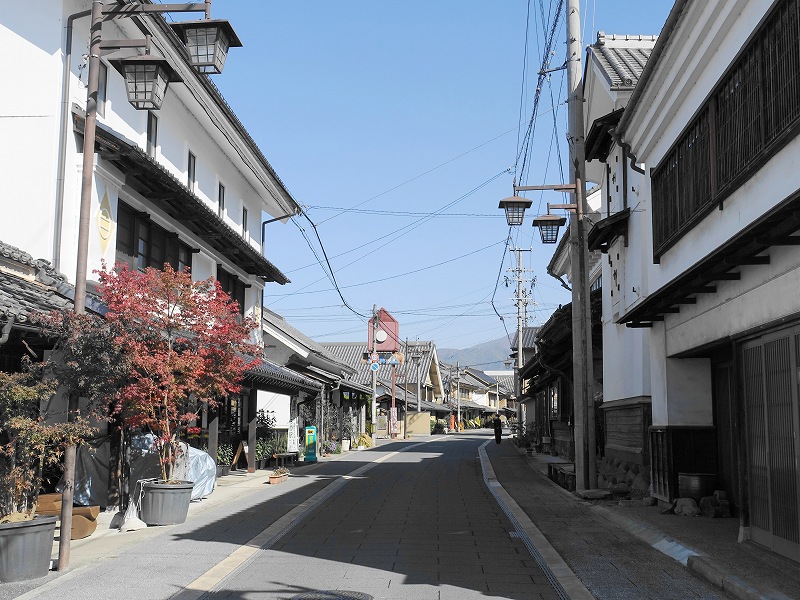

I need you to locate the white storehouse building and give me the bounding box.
[0,1,311,493]
[587,0,800,562]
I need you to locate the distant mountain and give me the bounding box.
[438,336,512,371]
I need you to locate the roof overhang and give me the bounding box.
[585,108,624,162]
[619,191,800,327]
[72,110,289,283]
[588,208,630,252]
[245,360,322,394]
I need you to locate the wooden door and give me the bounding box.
[740,327,800,561]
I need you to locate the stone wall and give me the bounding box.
[597,456,650,496]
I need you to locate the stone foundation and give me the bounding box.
[596,456,650,496]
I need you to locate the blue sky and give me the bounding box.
[201,1,673,351]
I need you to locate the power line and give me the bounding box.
[316,127,521,226]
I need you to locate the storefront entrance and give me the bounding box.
[740,325,800,561]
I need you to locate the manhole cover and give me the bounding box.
[291,592,373,600]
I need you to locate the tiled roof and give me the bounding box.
[494,375,515,395]
[321,341,438,388]
[0,241,72,324]
[589,32,656,90]
[510,326,540,351]
[246,358,322,394]
[262,309,344,365]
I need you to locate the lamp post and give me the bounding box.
[506,0,596,492]
[65,0,238,570]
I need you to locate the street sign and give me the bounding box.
[370,363,379,372]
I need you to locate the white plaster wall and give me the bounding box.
[649,321,713,426]
[1,0,282,297]
[0,0,66,261]
[257,391,291,430]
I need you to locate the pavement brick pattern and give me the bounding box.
[210,438,559,600]
[485,439,731,600]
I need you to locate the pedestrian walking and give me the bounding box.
[493,415,502,444]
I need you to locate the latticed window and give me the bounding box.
[715,45,762,190]
[762,0,800,145]
[651,110,711,251]
[650,0,800,259]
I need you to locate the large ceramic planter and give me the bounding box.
[139,480,194,526]
[0,515,57,582]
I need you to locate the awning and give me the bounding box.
[585,108,624,162]
[588,208,630,253]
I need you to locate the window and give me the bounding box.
[97,62,108,117]
[242,207,248,237]
[218,182,225,218]
[116,201,192,272]
[146,112,158,158]
[187,151,196,192]
[651,0,800,259]
[217,266,246,315]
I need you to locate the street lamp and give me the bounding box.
[109,55,182,110]
[498,196,532,226]
[64,0,238,571]
[532,212,567,244]
[170,19,242,74]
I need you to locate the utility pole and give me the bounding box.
[566,0,596,490]
[403,338,408,438]
[371,304,378,441]
[415,347,422,413]
[509,248,530,431]
[455,362,461,425]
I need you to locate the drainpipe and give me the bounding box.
[54,9,92,271]
[0,316,15,346]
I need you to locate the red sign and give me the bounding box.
[368,307,399,352]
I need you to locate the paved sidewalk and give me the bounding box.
[488,432,800,600]
[3,433,799,600]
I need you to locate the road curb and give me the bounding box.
[686,556,795,600]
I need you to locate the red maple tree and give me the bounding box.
[97,263,260,481]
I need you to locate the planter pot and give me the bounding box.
[268,474,285,485]
[215,465,223,477]
[341,439,351,452]
[139,480,194,526]
[0,515,57,583]
[678,473,717,502]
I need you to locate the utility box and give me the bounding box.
[304,426,317,463]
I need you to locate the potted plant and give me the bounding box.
[98,264,259,526]
[255,439,272,469]
[0,365,97,582]
[355,433,373,450]
[217,443,233,476]
[268,466,289,484]
[340,418,354,452]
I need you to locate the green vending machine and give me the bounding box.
[304,426,317,463]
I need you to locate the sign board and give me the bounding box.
[370,363,379,372]
[390,408,398,433]
[369,308,399,353]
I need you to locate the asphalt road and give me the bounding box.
[2,432,735,600]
